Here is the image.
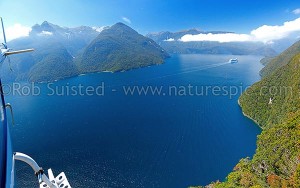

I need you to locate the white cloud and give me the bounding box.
[251,17,300,43]
[164,38,175,41]
[179,17,300,43]
[0,24,31,42]
[122,17,131,24]
[92,26,109,33]
[180,33,251,43]
[293,8,300,15]
[38,31,53,36]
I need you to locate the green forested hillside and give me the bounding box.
[192,53,300,188]
[260,40,300,77]
[79,22,169,73]
[28,43,79,82]
[260,57,274,66]
[240,53,300,128]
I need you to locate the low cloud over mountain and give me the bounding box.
[179,17,300,44]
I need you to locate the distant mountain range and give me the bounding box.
[147,29,277,56]
[146,29,232,43]
[3,21,168,82]
[2,22,285,82]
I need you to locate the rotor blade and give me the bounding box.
[4,49,34,56]
[0,17,7,46]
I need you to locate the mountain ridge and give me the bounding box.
[260,40,300,77]
[79,22,169,73]
[147,30,277,56]
[146,29,233,43]
[2,21,168,82]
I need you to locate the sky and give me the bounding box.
[0,0,300,42]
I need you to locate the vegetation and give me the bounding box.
[79,22,169,73]
[3,22,168,82]
[192,117,300,188]
[240,53,300,128]
[28,43,79,82]
[191,51,300,187]
[260,57,274,66]
[260,40,300,77]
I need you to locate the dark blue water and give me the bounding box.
[9,54,262,187]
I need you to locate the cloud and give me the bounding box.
[0,24,31,42]
[164,38,175,41]
[38,31,53,36]
[293,8,300,15]
[122,17,131,24]
[92,26,109,33]
[179,17,300,43]
[251,17,300,43]
[180,33,251,43]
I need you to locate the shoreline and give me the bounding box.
[237,98,261,129]
[237,56,264,129]
[34,61,166,84]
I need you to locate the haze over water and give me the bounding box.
[10,54,262,187]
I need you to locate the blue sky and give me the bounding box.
[0,0,299,34]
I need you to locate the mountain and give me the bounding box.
[2,21,101,82]
[193,47,300,188]
[28,42,79,82]
[29,21,100,56]
[147,30,277,57]
[2,22,168,82]
[146,29,231,43]
[79,22,169,73]
[157,41,277,56]
[260,40,300,77]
